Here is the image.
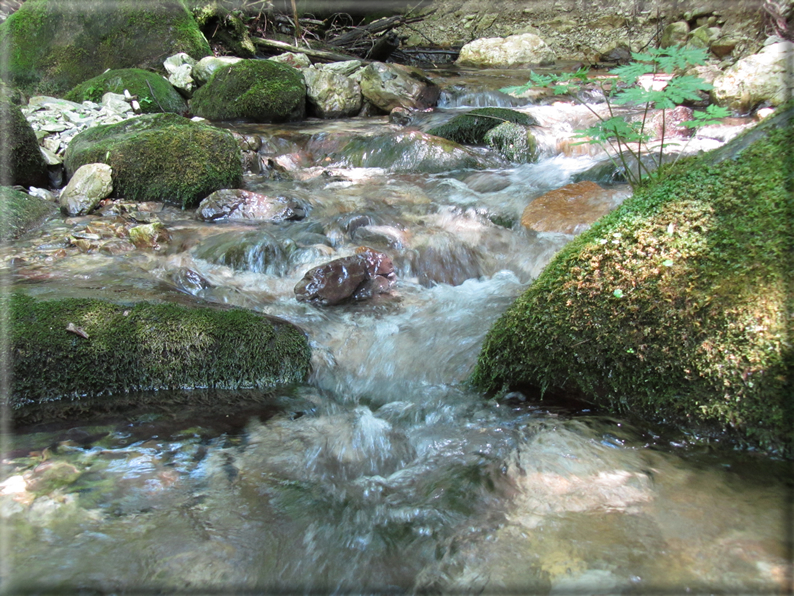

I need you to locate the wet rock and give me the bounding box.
[650,106,695,140]
[0,186,57,241]
[351,224,409,250]
[456,33,556,68]
[65,68,187,114]
[521,181,630,235]
[413,233,485,287]
[59,163,113,216]
[294,247,396,306]
[196,189,307,222]
[389,106,414,126]
[302,67,363,119]
[484,121,538,163]
[428,107,538,145]
[1,96,49,188]
[359,62,440,112]
[464,172,511,193]
[192,55,244,85]
[711,42,794,112]
[128,222,170,250]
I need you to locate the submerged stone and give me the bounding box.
[196,189,308,223]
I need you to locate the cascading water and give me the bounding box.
[0,68,789,595]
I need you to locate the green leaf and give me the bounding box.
[613,289,624,298]
[611,62,654,85]
[682,104,731,128]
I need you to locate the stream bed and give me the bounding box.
[1,67,790,594]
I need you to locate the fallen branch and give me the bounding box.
[326,12,434,47]
[251,36,364,63]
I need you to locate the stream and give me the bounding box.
[0,67,790,594]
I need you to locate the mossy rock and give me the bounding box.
[190,59,306,123]
[472,107,793,454]
[0,186,57,240]
[63,113,242,208]
[0,0,211,97]
[64,69,187,114]
[0,96,49,187]
[484,121,538,163]
[428,108,539,145]
[8,293,311,424]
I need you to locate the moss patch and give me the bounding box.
[64,69,187,114]
[0,186,57,240]
[63,113,242,208]
[8,293,311,423]
[0,0,210,97]
[484,121,538,163]
[472,109,793,453]
[428,107,539,145]
[0,95,49,187]
[190,59,306,123]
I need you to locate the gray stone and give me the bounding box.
[359,62,440,112]
[269,52,312,69]
[59,163,113,216]
[193,56,244,85]
[456,33,556,67]
[712,42,794,112]
[303,67,362,119]
[319,60,363,77]
[196,189,308,222]
[660,21,690,48]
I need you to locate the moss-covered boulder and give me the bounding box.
[0,95,49,187]
[428,108,539,145]
[63,113,242,208]
[190,59,306,123]
[472,108,793,453]
[0,186,57,240]
[64,69,187,114]
[0,0,210,97]
[8,293,311,423]
[484,121,538,163]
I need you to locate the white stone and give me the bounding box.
[163,52,196,75]
[193,56,244,85]
[456,33,556,68]
[60,163,113,216]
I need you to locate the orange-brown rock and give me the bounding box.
[520,181,629,235]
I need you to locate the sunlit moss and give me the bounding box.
[0,186,57,240]
[428,107,539,145]
[473,107,793,453]
[65,69,187,114]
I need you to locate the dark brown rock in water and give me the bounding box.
[651,105,695,140]
[196,189,307,222]
[294,247,396,306]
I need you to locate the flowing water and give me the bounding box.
[0,68,790,594]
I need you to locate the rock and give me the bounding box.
[192,56,244,85]
[0,0,211,96]
[711,42,794,112]
[687,25,713,49]
[128,222,170,250]
[64,113,242,208]
[0,96,49,187]
[9,293,311,423]
[710,36,738,58]
[190,59,306,123]
[650,106,695,140]
[163,53,197,96]
[520,181,630,235]
[463,172,511,193]
[65,68,187,115]
[269,52,312,69]
[294,247,396,306]
[359,62,440,112]
[302,67,363,119]
[474,109,792,452]
[456,33,556,68]
[412,232,485,287]
[389,106,414,126]
[59,163,113,216]
[660,21,690,48]
[484,121,538,162]
[0,186,57,241]
[196,189,307,222]
[319,60,363,77]
[428,107,539,145]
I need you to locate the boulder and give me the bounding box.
[302,67,362,119]
[359,62,440,112]
[128,222,170,250]
[65,68,187,114]
[196,189,308,222]
[59,163,113,216]
[9,293,311,424]
[294,247,397,306]
[319,60,363,77]
[660,21,690,48]
[650,105,695,140]
[473,108,793,453]
[190,59,306,123]
[0,95,49,187]
[0,186,57,241]
[192,56,244,85]
[64,113,242,208]
[428,107,539,145]
[163,53,198,97]
[711,42,794,112]
[484,121,538,162]
[520,181,630,235]
[456,33,555,68]
[0,0,211,96]
[269,52,312,69]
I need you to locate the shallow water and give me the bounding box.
[1,68,789,594]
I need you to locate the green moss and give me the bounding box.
[65,69,187,114]
[0,186,57,240]
[484,121,538,163]
[8,293,311,422]
[0,0,210,97]
[428,108,539,145]
[63,113,242,208]
[472,109,793,453]
[190,59,306,123]
[0,96,49,187]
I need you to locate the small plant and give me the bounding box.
[501,46,730,188]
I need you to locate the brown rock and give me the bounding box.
[196,189,307,222]
[521,181,629,235]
